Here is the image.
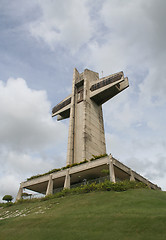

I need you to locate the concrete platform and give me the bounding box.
[16,155,161,200]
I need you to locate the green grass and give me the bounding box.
[0,189,166,240]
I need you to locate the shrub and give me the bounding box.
[90,154,108,161]
[2,195,13,202]
[5,202,14,207]
[40,180,148,201]
[79,159,88,164]
[14,180,148,204]
[101,169,109,175]
[27,168,61,180]
[27,155,108,181]
[27,160,89,180]
[16,198,40,204]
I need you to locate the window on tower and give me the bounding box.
[77,85,84,103]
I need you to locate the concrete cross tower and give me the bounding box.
[16,69,160,201]
[52,68,129,165]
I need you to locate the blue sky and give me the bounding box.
[0,0,166,200]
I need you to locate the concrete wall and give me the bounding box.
[66,69,106,165]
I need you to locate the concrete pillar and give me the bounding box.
[82,69,106,162]
[64,169,70,189]
[66,69,106,165]
[66,68,78,165]
[46,174,53,196]
[108,155,116,183]
[16,184,23,201]
[130,169,135,181]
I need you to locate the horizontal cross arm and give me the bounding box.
[52,95,71,120]
[90,72,129,105]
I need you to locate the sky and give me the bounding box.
[0,0,166,201]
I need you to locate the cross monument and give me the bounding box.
[15,69,160,201]
[52,68,129,165]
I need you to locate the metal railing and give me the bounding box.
[23,175,111,199]
[70,175,110,189]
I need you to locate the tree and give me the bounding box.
[2,195,13,202]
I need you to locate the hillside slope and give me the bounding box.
[0,189,166,240]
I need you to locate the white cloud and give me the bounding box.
[84,0,166,98]
[0,77,68,201]
[0,175,19,201]
[0,77,67,151]
[0,150,54,176]
[139,65,166,104]
[0,148,66,200]
[29,0,93,52]
[106,128,166,190]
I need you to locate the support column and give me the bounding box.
[66,68,78,165]
[46,174,53,196]
[64,169,70,189]
[108,155,116,183]
[16,183,23,201]
[130,169,135,181]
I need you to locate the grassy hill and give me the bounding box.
[0,189,166,240]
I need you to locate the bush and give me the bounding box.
[16,198,40,204]
[13,180,148,205]
[2,195,13,202]
[27,155,109,181]
[90,154,108,161]
[5,202,14,207]
[40,180,148,201]
[27,160,89,180]
[101,169,109,175]
[0,203,5,207]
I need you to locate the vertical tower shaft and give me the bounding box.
[66,69,106,165]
